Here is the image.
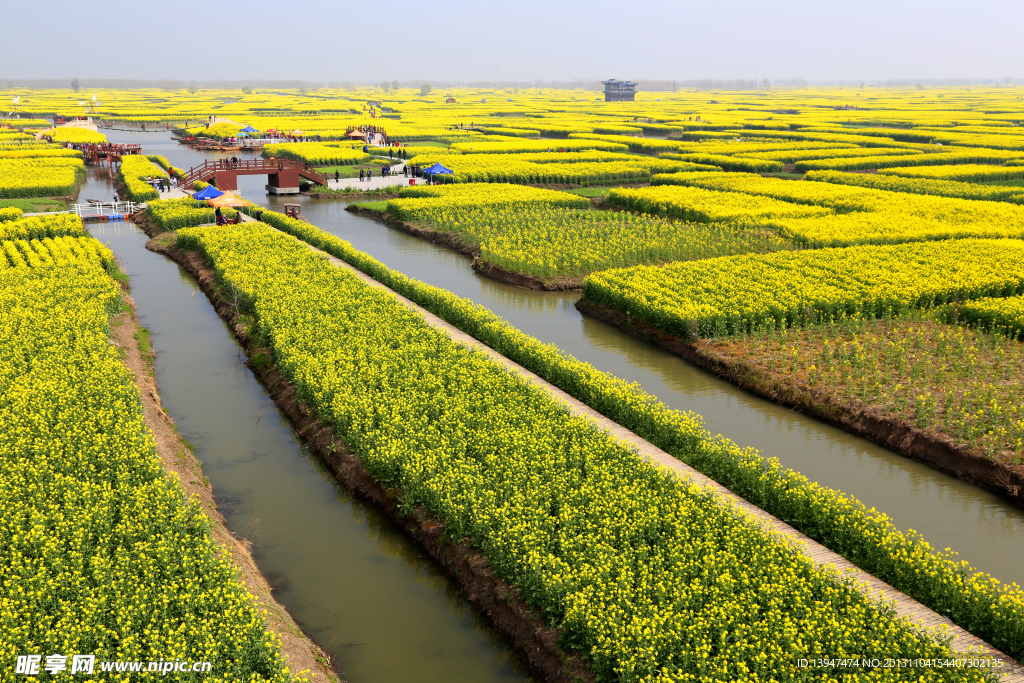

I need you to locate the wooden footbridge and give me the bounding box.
[81,143,143,165]
[180,158,329,194]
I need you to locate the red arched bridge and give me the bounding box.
[180,158,329,195]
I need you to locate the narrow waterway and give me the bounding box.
[80,170,532,682]
[98,130,1024,609]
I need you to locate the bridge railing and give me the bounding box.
[73,201,137,218]
[181,157,329,186]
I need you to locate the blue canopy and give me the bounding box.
[193,185,224,200]
[239,125,258,133]
[422,162,453,175]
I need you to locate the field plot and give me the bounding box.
[0,152,85,199]
[0,235,293,681]
[358,184,801,284]
[805,170,1024,203]
[583,238,1024,339]
[118,155,168,201]
[694,317,1024,464]
[953,295,1024,341]
[879,163,1024,182]
[649,171,1024,247]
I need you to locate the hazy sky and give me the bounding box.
[4,0,1022,83]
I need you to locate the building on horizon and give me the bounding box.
[602,79,637,102]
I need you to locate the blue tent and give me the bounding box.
[193,185,224,200]
[422,162,453,175]
[239,125,258,133]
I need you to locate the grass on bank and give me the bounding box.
[705,314,1024,465]
[0,197,66,212]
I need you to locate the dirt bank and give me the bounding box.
[345,206,584,290]
[145,231,595,683]
[575,296,1024,508]
[107,279,339,683]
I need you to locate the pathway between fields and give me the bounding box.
[252,219,1024,678]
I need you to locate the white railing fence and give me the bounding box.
[72,201,137,218]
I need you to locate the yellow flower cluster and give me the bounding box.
[805,170,1024,203]
[391,182,589,212]
[0,147,82,160]
[879,163,1024,182]
[753,145,922,163]
[659,152,783,173]
[449,138,629,154]
[146,198,238,231]
[408,151,718,185]
[118,155,169,201]
[0,207,23,222]
[0,241,292,681]
[263,142,371,166]
[583,238,1024,339]
[44,126,107,144]
[794,149,1023,172]
[177,220,983,681]
[953,295,1024,341]
[0,235,112,269]
[0,214,86,241]
[608,184,829,223]
[653,171,1024,247]
[0,156,85,198]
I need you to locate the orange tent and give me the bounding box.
[207,191,248,208]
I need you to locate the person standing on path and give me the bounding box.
[335,170,340,184]
[359,168,365,182]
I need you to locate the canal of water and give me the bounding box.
[80,129,1023,680]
